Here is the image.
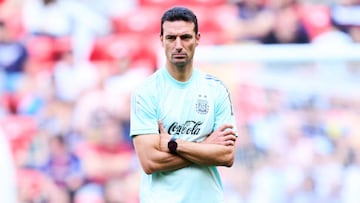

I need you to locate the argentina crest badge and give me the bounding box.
[196,94,209,115]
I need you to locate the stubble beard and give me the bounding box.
[171,56,192,71]
[173,61,188,70]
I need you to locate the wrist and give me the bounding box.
[168,137,178,154]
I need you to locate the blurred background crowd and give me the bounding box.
[0,0,360,202]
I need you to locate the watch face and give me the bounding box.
[168,140,177,154]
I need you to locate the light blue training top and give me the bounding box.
[130,67,237,203]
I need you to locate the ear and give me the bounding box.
[195,32,201,46]
[160,35,164,47]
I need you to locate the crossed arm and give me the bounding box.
[132,122,237,174]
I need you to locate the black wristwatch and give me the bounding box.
[168,137,178,155]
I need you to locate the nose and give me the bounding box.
[175,37,182,52]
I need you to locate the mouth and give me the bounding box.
[172,54,187,59]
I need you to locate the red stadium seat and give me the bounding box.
[190,5,237,32]
[26,36,57,63]
[181,0,227,6]
[90,34,138,61]
[24,36,59,73]
[90,34,158,69]
[298,4,332,40]
[138,0,227,7]
[138,0,181,7]
[190,5,238,44]
[211,4,238,31]
[112,6,162,35]
[0,115,37,157]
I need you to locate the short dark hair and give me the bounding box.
[160,6,198,36]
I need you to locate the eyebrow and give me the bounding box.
[165,33,193,38]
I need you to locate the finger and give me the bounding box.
[218,124,234,132]
[226,140,235,146]
[158,121,165,134]
[223,129,236,137]
[224,134,237,142]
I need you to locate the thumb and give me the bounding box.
[158,121,165,134]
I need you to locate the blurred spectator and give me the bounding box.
[330,0,360,42]
[37,97,74,138]
[0,19,28,93]
[77,114,134,186]
[40,135,85,202]
[22,0,111,61]
[260,4,310,44]
[52,49,99,103]
[71,55,151,144]
[227,0,274,43]
[103,56,153,125]
[0,128,18,203]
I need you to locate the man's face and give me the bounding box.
[161,21,200,68]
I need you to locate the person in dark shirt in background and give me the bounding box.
[260,4,310,44]
[0,20,28,93]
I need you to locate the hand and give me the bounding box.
[203,124,236,146]
[158,121,172,153]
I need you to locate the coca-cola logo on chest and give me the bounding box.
[168,121,203,135]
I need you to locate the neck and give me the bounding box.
[166,62,193,82]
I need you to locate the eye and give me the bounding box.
[165,35,176,41]
[180,34,193,40]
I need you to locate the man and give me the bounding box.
[130,6,238,203]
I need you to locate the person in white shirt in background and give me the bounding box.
[0,128,18,203]
[22,0,111,61]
